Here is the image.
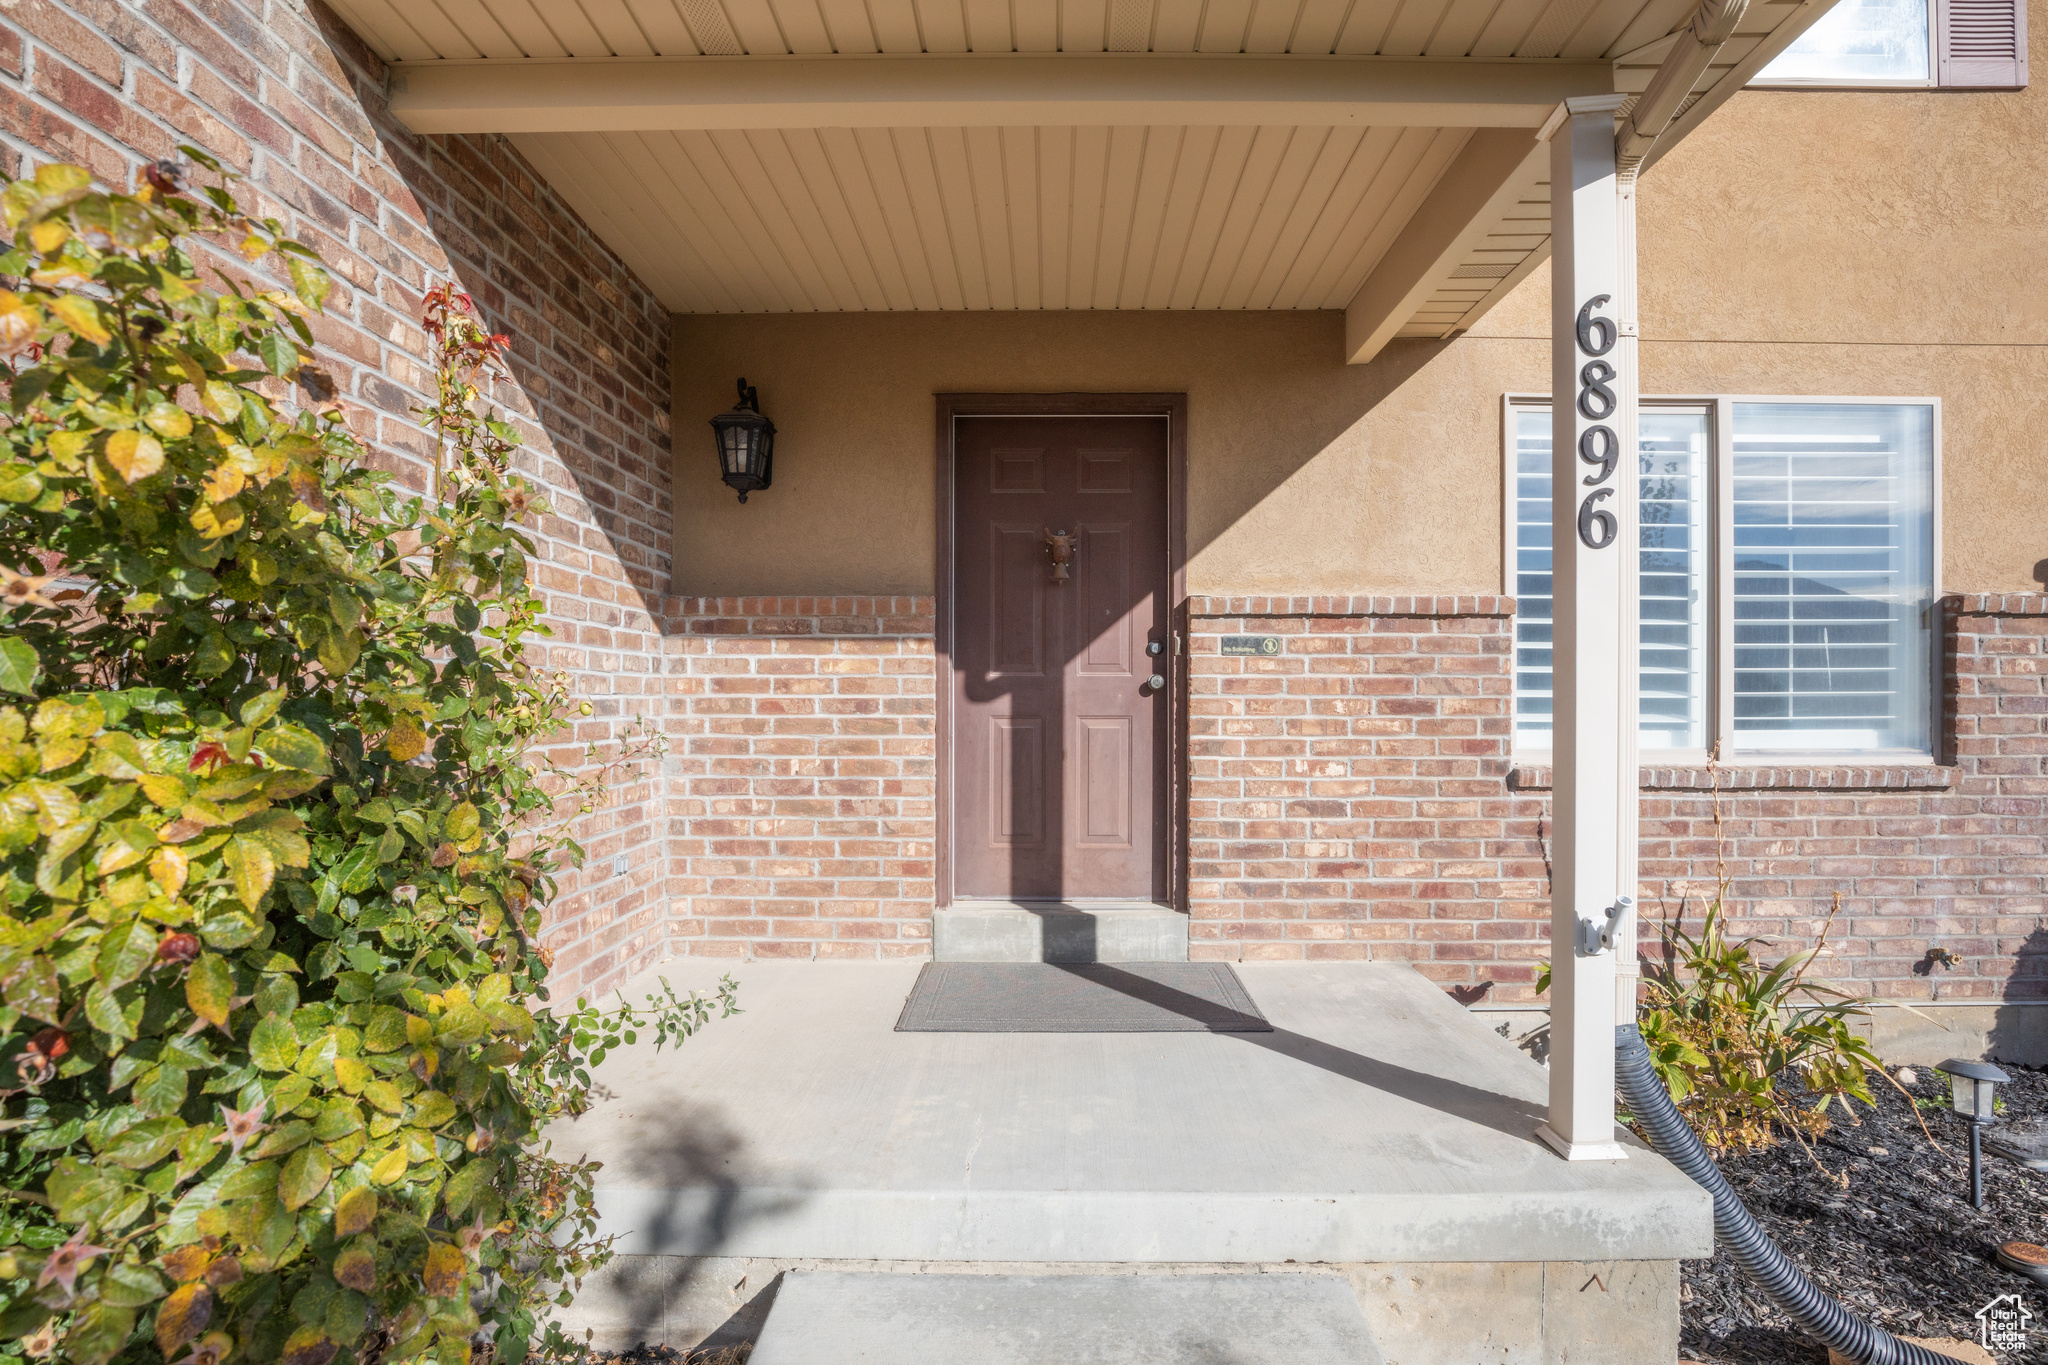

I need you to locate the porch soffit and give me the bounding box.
[333,0,1835,345]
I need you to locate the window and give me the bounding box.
[1756,0,1933,85]
[1752,0,2026,88]
[1508,399,1939,760]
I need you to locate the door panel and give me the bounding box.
[954,415,1169,901]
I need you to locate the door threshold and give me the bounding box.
[935,902,1188,963]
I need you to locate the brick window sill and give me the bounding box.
[1506,764,1953,792]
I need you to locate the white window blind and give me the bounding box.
[1509,399,1936,759]
[1730,403,1935,753]
[1511,408,1708,751]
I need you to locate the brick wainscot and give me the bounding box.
[1185,594,2048,1007]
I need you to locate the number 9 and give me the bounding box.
[1576,295,1615,357]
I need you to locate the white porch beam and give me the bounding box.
[1537,93,1635,1164]
[386,55,1615,135]
[1341,128,1545,365]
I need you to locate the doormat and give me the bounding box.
[895,962,1272,1033]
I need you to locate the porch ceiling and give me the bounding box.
[331,0,1834,351]
[512,123,1472,315]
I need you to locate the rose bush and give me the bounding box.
[0,152,729,1365]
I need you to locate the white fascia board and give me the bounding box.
[387,54,1617,135]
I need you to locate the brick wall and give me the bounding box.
[1186,594,2048,1008]
[0,0,675,998]
[1185,596,1533,981]
[659,597,937,960]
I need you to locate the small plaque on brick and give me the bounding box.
[1220,635,1282,657]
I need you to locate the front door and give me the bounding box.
[953,415,1170,902]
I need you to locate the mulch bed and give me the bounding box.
[1681,1063,2048,1364]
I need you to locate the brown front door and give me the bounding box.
[953,415,1170,902]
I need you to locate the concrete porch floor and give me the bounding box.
[551,960,1712,1266]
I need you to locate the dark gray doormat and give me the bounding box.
[895,962,1272,1033]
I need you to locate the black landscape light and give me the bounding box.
[1936,1057,2011,1208]
[709,377,774,503]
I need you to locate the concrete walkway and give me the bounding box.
[551,960,1711,1265]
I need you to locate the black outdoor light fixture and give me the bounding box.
[1936,1056,2011,1208]
[709,377,775,503]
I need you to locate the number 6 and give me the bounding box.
[1576,295,1615,357]
[1578,488,1617,549]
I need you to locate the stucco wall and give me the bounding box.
[673,37,2048,600]
[673,311,1537,598]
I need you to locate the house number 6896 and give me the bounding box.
[1574,294,1619,550]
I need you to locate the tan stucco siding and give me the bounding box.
[673,39,2048,600]
[672,311,1535,597]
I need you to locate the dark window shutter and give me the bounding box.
[1937,0,2028,88]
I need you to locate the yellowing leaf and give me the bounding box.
[143,401,194,439]
[188,497,246,540]
[421,1242,465,1299]
[150,844,189,896]
[386,718,427,762]
[28,218,68,253]
[223,834,275,909]
[199,380,243,422]
[105,430,165,483]
[333,1055,371,1094]
[332,1243,376,1292]
[154,1281,213,1355]
[281,1326,337,1365]
[201,463,245,503]
[48,294,111,345]
[369,1147,408,1186]
[278,1142,332,1211]
[239,231,271,261]
[445,802,479,845]
[333,1184,379,1238]
[0,290,40,352]
[185,951,235,1028]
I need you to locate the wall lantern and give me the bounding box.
[1935,1056,2011,1208]
[709,377,775,503]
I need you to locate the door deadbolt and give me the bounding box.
[1147,641,1165,656]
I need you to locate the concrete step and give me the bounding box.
[747,1270,1385,1365]
[933,901,1188,962]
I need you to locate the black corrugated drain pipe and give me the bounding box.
[1615,1022,1961,1365]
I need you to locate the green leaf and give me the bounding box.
[94,917,158,990]
[441,1158,494,1218]
[133,1063,189,1118]
[278,1142,332,1211]
[102,1116,187,1169]
[258,331,297,376]
[1,953,62,1024]
[287,256,331,313]
[250,1015,300,1071]
[185,951,236,1029]
[0,637,43,695]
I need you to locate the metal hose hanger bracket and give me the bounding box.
[1614,1024,1962,1365]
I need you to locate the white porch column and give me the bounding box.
[1537,94,1635,1163]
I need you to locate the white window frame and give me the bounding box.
[1501,393,1944,766]
[1748,0,1938,88]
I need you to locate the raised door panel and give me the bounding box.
[1076,716,1133,846]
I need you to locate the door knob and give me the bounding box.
[1148,674,1166,691]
